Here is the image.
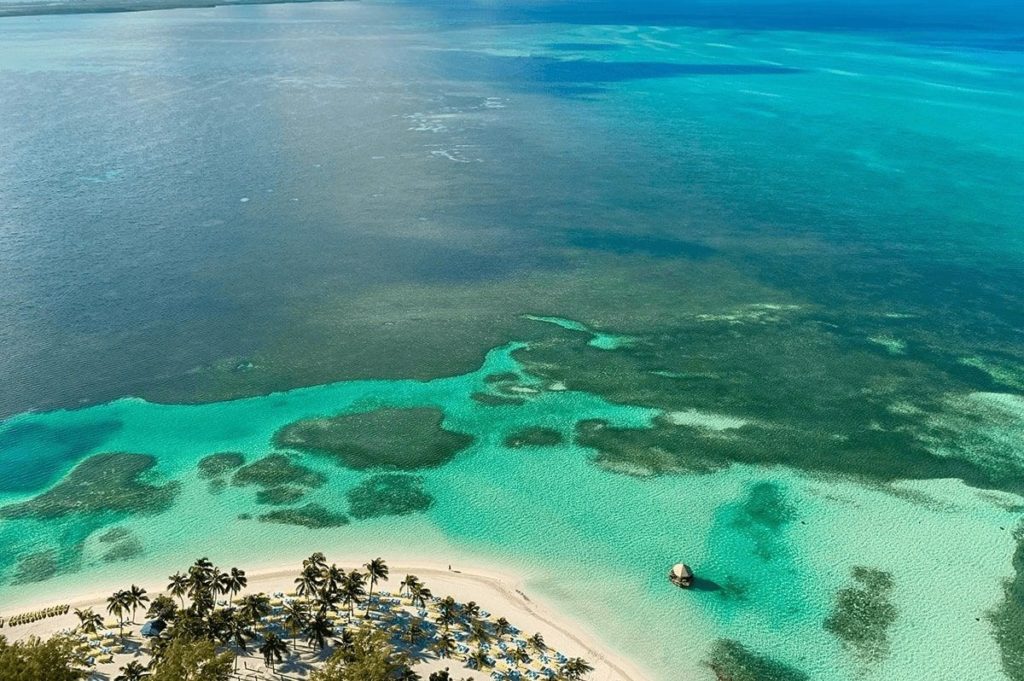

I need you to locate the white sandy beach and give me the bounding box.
[3,560,653,681]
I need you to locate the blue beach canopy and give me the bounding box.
[140,619,166,637]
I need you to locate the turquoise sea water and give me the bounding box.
[1,1,1023,679]
[1,336,1019,681]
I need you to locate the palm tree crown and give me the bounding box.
[259,632,288,668]
[303,612,334,652]
[363,557,389,618]
[561,657,594,680]
[167,572,188,607]
[341,571,366,617]
[75,607,103,635]
[114,660,148,681]
[218,567,247,605]
[126,584,149,623]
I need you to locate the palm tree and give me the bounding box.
[187,558,216,601]
[323,563,346,595]
[127,584,149,623]
[147,594,177,622]
[295,565,321,603]
[435,597,458,632]
[210,566,224,599]
[508,646,530,667]
[468,648,492,670]
[433,631,456,659]
[230,612,254,654]
[462,601,481,620]
[341,571,366,618]
[259,632,288,669]
[114,660,148,681]
[494,617,512,640]
[315,585,341,616]
[218,567,247,605]
[337,628,355,661]
[363,557,389,617]
[74,607,103,634]
[404,618,425,646]
[303,611,334,652]
[468,619,492,647]
[106,590,131,637]
[209,608,236,647]
[560,657,594,681]
[527,632,547,655]
[167,572,188,607]
[410,584,432,609]
[303,552,328,574]
[238,593,271,625]
[400,574,421,598]
[283,601,308,649]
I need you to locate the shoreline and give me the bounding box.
[3,558,655,681]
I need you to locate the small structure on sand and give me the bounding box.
[669,563,694,588]
[140,619,166,638]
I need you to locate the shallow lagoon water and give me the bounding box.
[1,1,1023,679]
[0,338,1020,681]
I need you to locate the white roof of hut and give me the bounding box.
[671,563,693,579]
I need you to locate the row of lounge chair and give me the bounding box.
[0,604,70,628]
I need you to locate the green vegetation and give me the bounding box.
[310,628,409,681]
[0,453,179,520]
[149,636,233,681]
[257,503,348,529]
[345,474,433,520]
[3,554,592,681]
[0,635,83,680]
[503,427,564,448]
[197,452,245,479]
[990,526,1024,681]
[706,639,809,681]
[275,408,474,470]
[824,567,897,663]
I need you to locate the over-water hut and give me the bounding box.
[669,563,694,588]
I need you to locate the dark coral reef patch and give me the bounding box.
[257,503,348,529]
[471,392,526,407]
[706,639,809,681]
[990,526,1024,681]
[824,567,897,663]
[231,454,325,489]
[0,453,179,520]
[346,474,433,520]
[10,550,60,585]
[197,452,246,479]
[275,407,473,470]
[503,427,564,448]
